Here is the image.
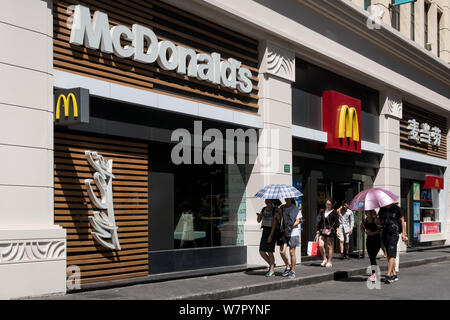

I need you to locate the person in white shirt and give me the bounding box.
[269,198,302,278]
[337,200,355,259]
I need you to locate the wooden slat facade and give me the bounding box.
[400,104,448,160]
[54,132,149,284]
[53,0,259,111]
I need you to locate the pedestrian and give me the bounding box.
[337,200,355,259]
[378,202,408,283]
[316,199,340,267]
[270,198,302,278]
[380,243,388,260]
[257,199,281,277]
[360,209,382,282]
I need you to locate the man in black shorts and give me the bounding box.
[378,202,408,283]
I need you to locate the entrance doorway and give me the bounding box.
[317,180,364,257]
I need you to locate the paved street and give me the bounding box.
[37,248,450,300]
[231,260,450,300]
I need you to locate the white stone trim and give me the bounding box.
[0,239,66,265]
[400,149,448,168]
[292,125,327,143]
[419,233,446,242]
[260,40,295,82]
[292,124,385,155]
[53,70,263,129]
[361,140,385,154]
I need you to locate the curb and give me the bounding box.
[171,254,450,300]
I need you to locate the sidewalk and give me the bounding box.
[42,247,450,300]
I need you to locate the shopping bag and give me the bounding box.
[307,235,321,257]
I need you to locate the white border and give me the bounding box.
[292,124,385,154]
[400,149,449,168]
[53,70,263,129]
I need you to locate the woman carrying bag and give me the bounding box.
[257,199,281,277]
[316,199,340,267]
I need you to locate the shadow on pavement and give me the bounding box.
[334,275,368,282]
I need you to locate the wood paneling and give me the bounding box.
[54,132,148,284]
[53,0,259,111]
[400,104,448,160]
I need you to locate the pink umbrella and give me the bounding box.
[349,188,399,211]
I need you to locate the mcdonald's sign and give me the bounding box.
[423,175,444,190]
[54,87,89,125]
[322,91,362,153]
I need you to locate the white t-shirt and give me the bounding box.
[325,210,333,218]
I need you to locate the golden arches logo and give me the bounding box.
[55,93,78,120]
[338,105,360,142]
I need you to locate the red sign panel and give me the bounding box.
[322,91,362,153]
[423,175,444,189]
[421,222,440,234]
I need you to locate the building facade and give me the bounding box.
[0,0,449,299]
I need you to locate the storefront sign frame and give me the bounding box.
[322,90,362,153]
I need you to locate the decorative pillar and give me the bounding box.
[374,91,406,252]
[244,40,297,266]
[0,0,66,299]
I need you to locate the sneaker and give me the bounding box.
[325,262,332,268]
[281,268,291,277]
[369,273,377,282]
[392,274,399,281]
[288,271,296,278]
[340,253,345,260]
[320,259,327,267]
[265,271,274,277]
[384,276,394,284]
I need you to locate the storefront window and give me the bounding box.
[173,163,246,249]
[402,177,442,245]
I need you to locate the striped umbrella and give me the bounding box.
[254,184,303,199]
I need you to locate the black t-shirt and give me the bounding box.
[379,204,403,235]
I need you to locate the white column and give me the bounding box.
[245,40,297,266]
[415,0,426,47]
[400,1,412,39]
[0,0,66,299]
[429,2,439,55]
[374,91,406,253]
[438,1,450,62]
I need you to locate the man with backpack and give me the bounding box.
[378,202,408,283]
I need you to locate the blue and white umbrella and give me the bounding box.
[254,184,303,199]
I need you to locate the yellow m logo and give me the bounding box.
[338,105,360,142]
[55,93,78,120]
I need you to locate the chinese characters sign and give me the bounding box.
[400,104,447,160]
[421,222,440,235]
[407,119,441,147]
